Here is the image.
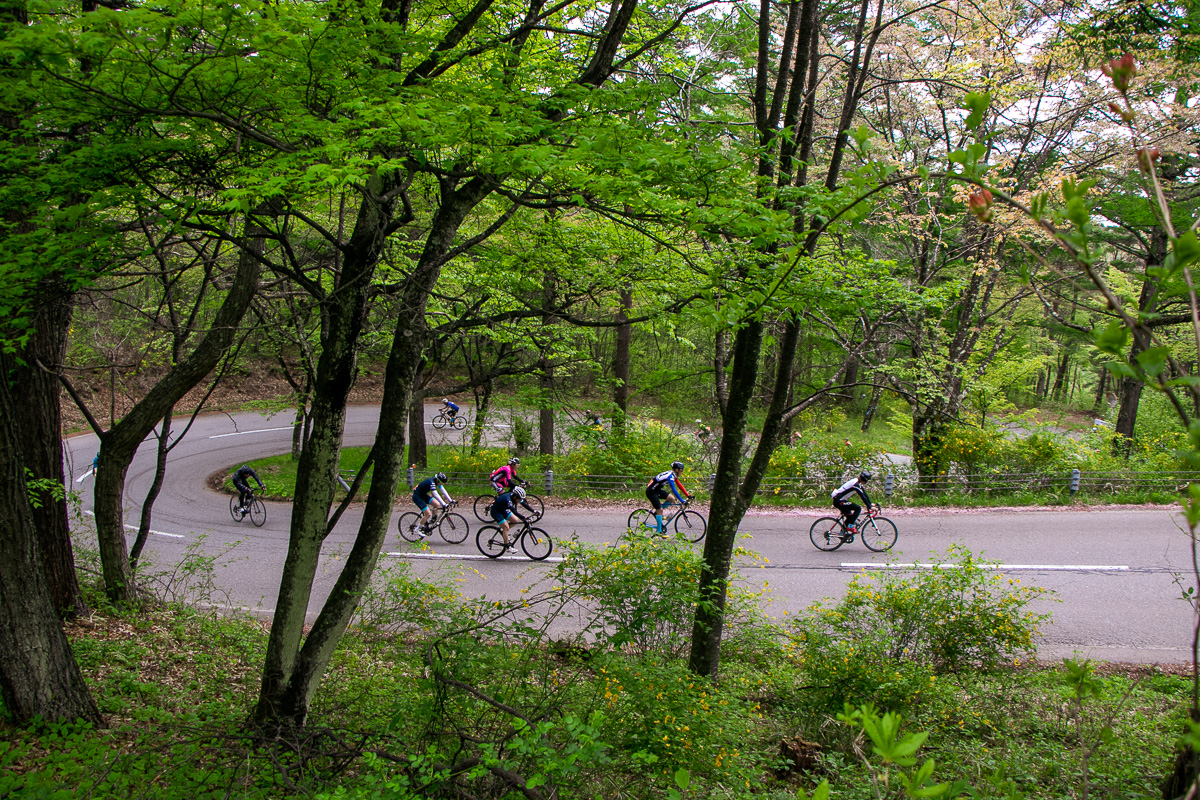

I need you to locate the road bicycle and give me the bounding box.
[473,481,544,523]
[626,500,706,542]
[230,489,266,528]
[475,517,553,561]
[431,410,467,430]
[397,501,470,544]
[808,505,897,552]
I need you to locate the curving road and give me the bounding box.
[63,405,1199,665]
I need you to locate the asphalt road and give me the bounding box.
[64,405,1200,665]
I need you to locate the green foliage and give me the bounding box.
[353,562,467,639]
[559,416,698,480]
[550,538,708,657]
[793,547,1051,712]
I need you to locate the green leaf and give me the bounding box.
[1173,231,1200,273]
[1093,321,1129,355]
[673,768,690,790]
[1135,345,1171,378]
[963,92,991,130]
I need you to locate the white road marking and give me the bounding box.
[386,551,562,563]
[83,509,186,539]
[840,562,1128,572]
[209,426,294,439]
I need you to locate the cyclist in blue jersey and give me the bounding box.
[410,472,453,538]
[490,485,529,550]
[441,398,459,419]
[831,470,874,533]
[645,461,691,534]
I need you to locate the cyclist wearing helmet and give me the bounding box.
[441,397,459,419]
[645,461,691,534]
[489,457,522,493]
[831,470,875,534]
[411,472,453,538]
[584,409,602,428]
[232,464,264,514]
[490,456,537,517]
[490,484,529,549]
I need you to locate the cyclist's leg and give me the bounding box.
[832,499,855,530]
[646,489,666,533]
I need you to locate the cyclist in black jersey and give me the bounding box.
[232,464,264,513]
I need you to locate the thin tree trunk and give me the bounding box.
[129,407,172,569]
[612,285,632,434]
[92,217,262,603]
[409,390,427,468]
[539,276,557,454]
[471,380,492,453]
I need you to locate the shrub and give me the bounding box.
[559,415,696,479]
[793,546,1052,711]
[550,538,706,657]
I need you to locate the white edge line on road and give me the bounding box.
[386,551,562,563]
[82,509,186,539]
[209,426,294,439]
[840,562,1128,572]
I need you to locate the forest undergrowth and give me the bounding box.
[1,539,1192,799]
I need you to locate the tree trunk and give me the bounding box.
[0,279,88,620]
[612,285,632,435]
[1051,350,1070,401]
[0,374,102,726]
[408,391,427,468]
[129,408,171,569]
[912,404,947,491]
[471,380,492,453]
[861,382,883,432]
[254,176,493,728]
[92,218,262,603]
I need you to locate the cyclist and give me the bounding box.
[441,397,459,420]
[831,470,875,534]
[695,420,711,440]
[490,456,538,517]
[490,456,522,493]
[584,409,602,428]
[490,485,529,550]
[232,464,264,514]
[645,461,691,535]
[410,472,453,538]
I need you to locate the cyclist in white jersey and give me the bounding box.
[831,470,875,533]
[646,461,691,535]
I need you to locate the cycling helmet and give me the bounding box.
[512,486,527,500]
[671,461,685,470]
[509,457,520,466]
[435,472,448,483]
[859,470,872,482]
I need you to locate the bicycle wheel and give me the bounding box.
[249,498,266,528]
[229,495,243,522]
[397,512,425,543]
[809,517,845,552]
[674,510,707,542]
[439,512,470,544]
[522,494,544,522]
[476,525,508,558]
[451,415,466,430]
[521,527,553,561]
[432,414,448,430]
[473,494,495,522]
[626,508,656,533]
[862,517,898,552]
